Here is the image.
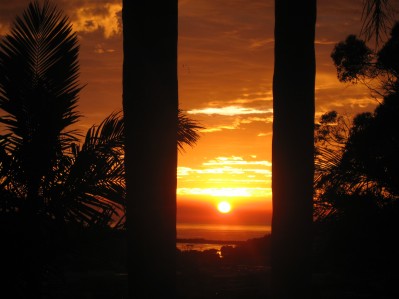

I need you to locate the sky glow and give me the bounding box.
[1,0,397,225]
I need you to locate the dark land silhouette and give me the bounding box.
[5,228,396,299]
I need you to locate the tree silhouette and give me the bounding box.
[314,103,399,217]
[177,109,203,153]
[331,23,399,94]
[122,1,178,298]
[271,1,316,298]
[0,0,134,231]
[361,0,396,47]
[0,0,81,216]
[1,111,126,230]
[314,13,399,294]
[313,103,399,287]
[1,1,202,296]
[317,20,399,216]
[0,1,81,297]
[112,108,203,229]
[271,3,396,297]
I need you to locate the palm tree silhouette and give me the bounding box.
[271,1,316,298]
[271,2,395,298]
[0,1,81,297]
[0,1,125,229]
[0,1,201,296]
[0,0,202,229]
[0,0,81,217]
[122,1,178,298]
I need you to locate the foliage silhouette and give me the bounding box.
[178,109,203,153]
[314,106,399,221]
[321,20,399,219]
[332,22,399,94]
[0,0,202,228]
[314,113,399,288]
[0,1,202,297]
[0,1,84,297]
[0,0,127,228]
[111,108,203,229]
[314,16,399,295]
[0,0,81,216]
[331,35,375,84]
[360,0,396,46]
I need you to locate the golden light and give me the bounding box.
[217,201,232,214]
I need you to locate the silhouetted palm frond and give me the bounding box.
[177,108,203,153]
[59,112,125,227]
[0,1,204,229]
[0,0,81,145]
[0,0,82,201]
[361,0,394,47]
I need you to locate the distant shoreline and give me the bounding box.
[176,238,245,245]
[176,223,270,243]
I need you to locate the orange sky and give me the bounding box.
[1,0,397,226]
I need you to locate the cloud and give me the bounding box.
[240,116,273,124]
[249,38,274,49]
[177,187,271,198]
[188,106,272,116]
[94,43,116,54]
[197,114,272,133]
[0,1,122,39]
[257,132,272,137]
[71,3,122,38]
[177,156,272,176]
[223,90,273,106]
[200,124,238,133]
[177,155,272,199]
[203,156,272,167]
[315,38,337,45]
[179,165,252,176]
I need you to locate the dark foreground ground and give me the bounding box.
[61,263,399,299]
[6,231,399,298]
[62,264,270,299]
[59,235,399,299]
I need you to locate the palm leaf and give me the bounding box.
[58,112,125,227]
[0,0,81,143]
[177,108,203,153]
[361,0,394,47]
[0,0,82,200]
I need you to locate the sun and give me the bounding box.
[217,201,232,214]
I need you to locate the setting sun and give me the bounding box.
[217,201,232,213]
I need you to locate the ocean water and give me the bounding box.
[176,223,271,252]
